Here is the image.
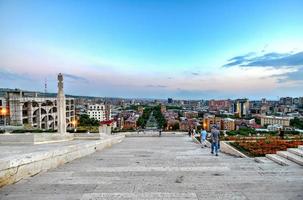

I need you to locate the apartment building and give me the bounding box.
[260,115,292,127]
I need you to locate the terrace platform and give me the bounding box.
[1,136,303,200]
[0,134,124,187]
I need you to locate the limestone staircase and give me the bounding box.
[255,145,303,167]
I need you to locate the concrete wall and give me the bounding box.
[202,140,248,158]
[0,135,124,187]
[0,134,34,144]
[0,133,74,145]
[99,125,111,135]
[220,141,248,158]
[34,133,74,144]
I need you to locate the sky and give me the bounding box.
[1,0,303,100]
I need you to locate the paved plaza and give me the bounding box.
[0,136,303,200]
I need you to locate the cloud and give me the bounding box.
[274,67,303,83]
[224,52,256,67]
[63,73,88,82]
[286,67,303,81]
[173,89,238,100]
[228,52,255,62]
[191,72,200,76]
[224,51,303,84]
[0,69,31,80]
[224,51,303,68]
[244,52,303,67]
[145,84,167,88]
[183,70,200,76]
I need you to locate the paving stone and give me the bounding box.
[1,137,303,200]
[81,192,198,200]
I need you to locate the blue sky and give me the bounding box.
[1,0,303,99]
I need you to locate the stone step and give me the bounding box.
[277,151,303,166]
[254,157,276,164]
[265,154,296,166]
[287,148,303,157]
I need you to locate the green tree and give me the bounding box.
[290,117,303,129]
[226,127,256,136]
[254,117,261,125]
[136,107,152,128]
[153,105,167,129]
[79,114,99,126]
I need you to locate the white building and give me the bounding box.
[260,115,292,127]
[1,90,75,129]
[87,104,109,121]
[267,124,283,131]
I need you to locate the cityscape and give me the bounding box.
[1,87,303,135]
[1,0,303,200]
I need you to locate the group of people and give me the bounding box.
[188,125,220,156]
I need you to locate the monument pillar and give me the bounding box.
[57,73,67,134]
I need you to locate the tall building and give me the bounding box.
[233,99,250,118]
[279,97,293,105]
[261,98,267,104]
[87,104,106,121]
[208,99,231,111]
[168,98,173,104]
[105,103,112,121]
[1,90,75,129]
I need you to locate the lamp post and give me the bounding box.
[72,119,77,132]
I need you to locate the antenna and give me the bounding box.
[44,78,48,96]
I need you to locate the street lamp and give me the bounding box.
[71,119,77,132]
[203,123,207,130]
[0,107,7,115]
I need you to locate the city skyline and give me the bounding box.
[1,0,303,99]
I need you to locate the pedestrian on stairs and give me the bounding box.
[211,125,219,156]
[200,128,208,148]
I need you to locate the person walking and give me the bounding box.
[211,126,220,156]
[200,128,207,148]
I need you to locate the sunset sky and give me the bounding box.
[1,0,303,99]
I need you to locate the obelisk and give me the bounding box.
[57,73,66,134]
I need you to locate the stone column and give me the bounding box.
[38,105,41,129]
[57,73,67,134]
[28,102,33,127]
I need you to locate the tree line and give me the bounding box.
[137,105,166,129]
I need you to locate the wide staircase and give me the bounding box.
[255,145,303,167]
